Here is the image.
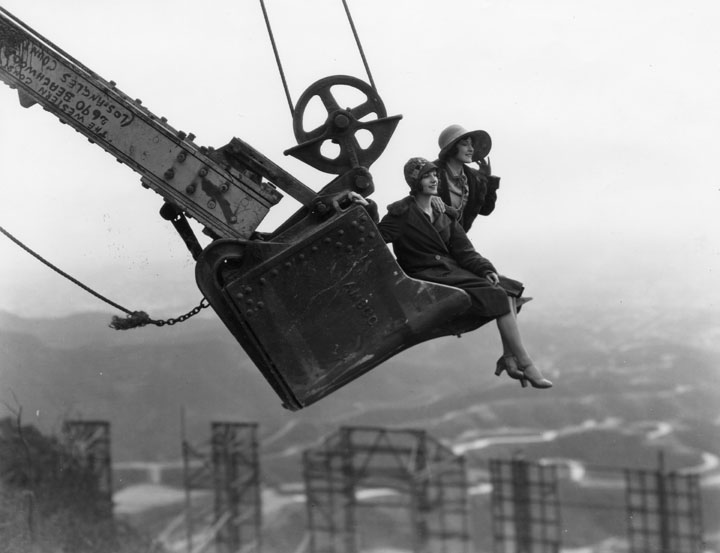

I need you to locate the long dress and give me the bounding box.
[375,196,523,319]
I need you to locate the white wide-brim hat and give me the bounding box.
[438,124,492,161]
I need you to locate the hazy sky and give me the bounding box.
[0,0,718,318]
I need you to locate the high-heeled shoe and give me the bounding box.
[495,355,524,380]
[518,363,553,389]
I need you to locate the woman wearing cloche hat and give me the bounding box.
[432,124,500,232]
[346,157,552,390]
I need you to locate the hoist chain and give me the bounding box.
[109,298,210,330]
[151,298,210,327]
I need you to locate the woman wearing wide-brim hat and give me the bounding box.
[432,124,500,232]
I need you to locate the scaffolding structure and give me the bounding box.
[182,424,214,552]
[303,426,470,553]
[62,419,113,518]
[182,421,262,553]
[212,422,263,553]
[625,464,704,553]
[489,458,561,553]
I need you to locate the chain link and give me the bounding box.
[150,298,210,327]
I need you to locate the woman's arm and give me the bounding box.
[448,220,496,276]
[478,173,500,216]
[347,192,398,243]
[376,212,402,244]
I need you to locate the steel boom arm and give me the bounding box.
[0,7,320,239]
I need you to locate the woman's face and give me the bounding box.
[453,137,474,164]
[419,170,439,195]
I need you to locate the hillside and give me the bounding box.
[1,304,719,459]
[1,303,719,551]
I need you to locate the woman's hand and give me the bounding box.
[486,272,500,286]
[430,196,446,213]
[346,191,368,206]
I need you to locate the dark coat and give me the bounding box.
[434,159,500,232]
[375,196,522,319]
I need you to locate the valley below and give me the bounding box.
[1,301,719,552]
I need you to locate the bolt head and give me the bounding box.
[355,175,371,190]
[334,113,350,129]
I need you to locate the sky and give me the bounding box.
[0,0,718,319]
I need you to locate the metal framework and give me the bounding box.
[212,422,263,553]
[62,420,113,518]
[182,430,214,552]
[303,426,470,553]
[181,421,262,553]
[625,467,704,553]
[489,458,561,553]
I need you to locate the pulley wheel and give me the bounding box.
[286,75,399,173]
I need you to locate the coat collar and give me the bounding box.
[386,196,415,216]
[386,195,460,220]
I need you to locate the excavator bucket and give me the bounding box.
[0,7,493,411]
[196,205,480,410]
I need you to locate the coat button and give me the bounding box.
[434,254,441,260]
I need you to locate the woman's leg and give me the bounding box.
[496,298,523,378]
[497,335,523,379]
[500,296,517,356]
[496,299,532,366]
[495,297,552,388]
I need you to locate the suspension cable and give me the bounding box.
[341,0,376,90]
[0,224,134,315]
[258,0,295,118]
[258,0,379,113]
[0,224,208,329]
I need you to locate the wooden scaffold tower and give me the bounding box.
[303,425,470,553]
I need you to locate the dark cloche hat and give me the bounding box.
[403,157,437,187]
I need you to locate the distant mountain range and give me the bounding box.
[1,302,718,460]
[1,302,719,550]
